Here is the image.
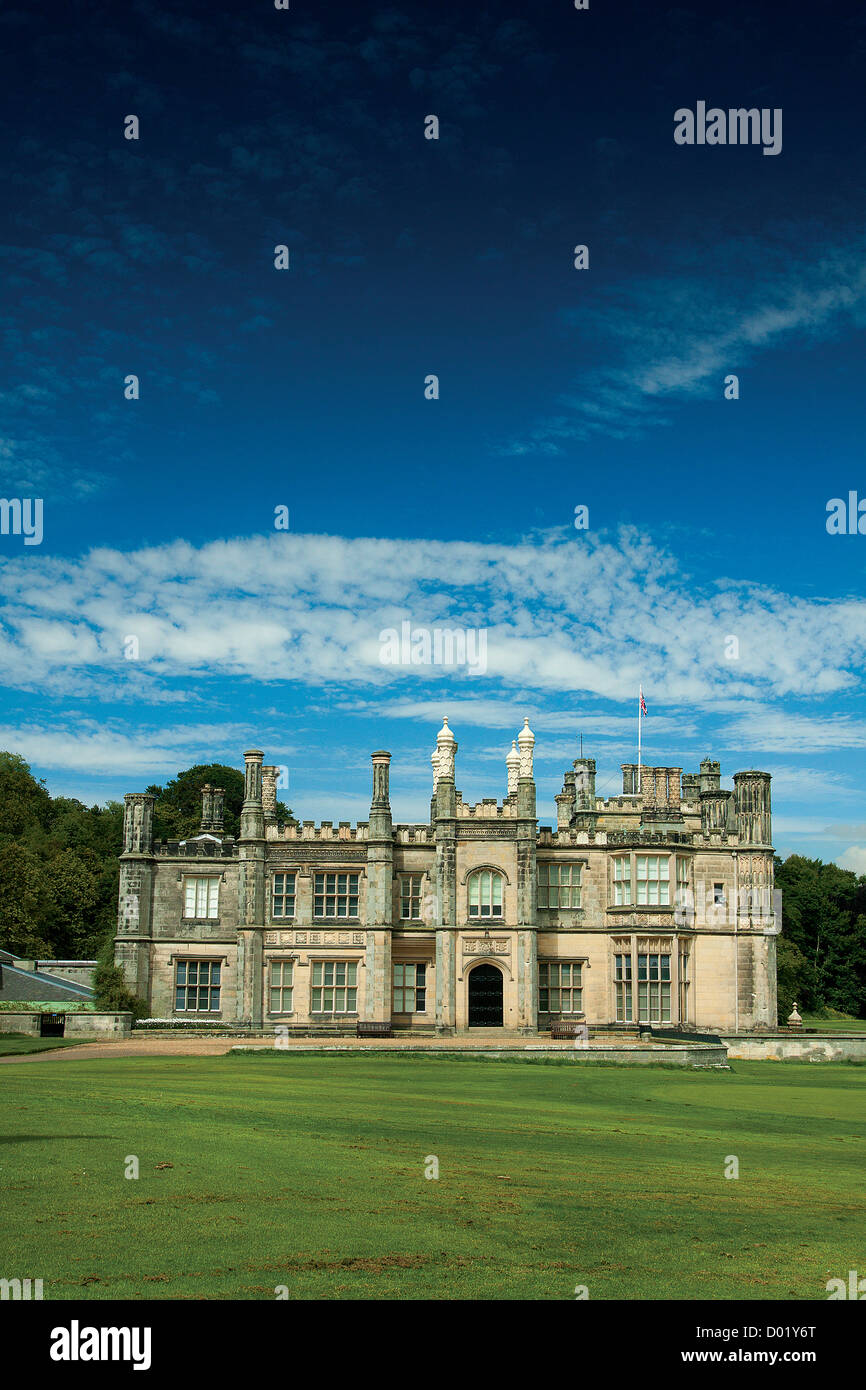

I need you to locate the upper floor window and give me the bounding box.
[636,855,670,906]
[468,869,503,919]
[272,872,296,919]
[314,871,360,919]
[538,863,582,909]
[400,874,423,920]
[612,857,631,906]
[675,856,690,905]
[184,876,219,920]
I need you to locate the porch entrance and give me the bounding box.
[467,963,503,1027]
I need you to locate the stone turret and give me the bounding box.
[698,758,733,836]
[367,751,394,927]
[517,718,536,819]
[681,772,701,802]
[555,770,575,828]
[734,771,772,846]
[434,717,457,819]
[240,749,264,841]
[261,766,279,826]
[122,792,154,854]
[506,740,520,797]
[200,783,225,834]
[700,757,721,793]
[573,757,596,810]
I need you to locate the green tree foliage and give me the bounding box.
[0,752,293,966]
[774,855,866,1020]
[146,763,293,841]
[93,937,147,1019]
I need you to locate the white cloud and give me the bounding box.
[0,722,259,778]
[835,846,866,876]
[499,245,866,450]
[1,530,864,727]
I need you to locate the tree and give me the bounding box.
[93,937,147,1019]
[0,752,52,839]
[0,842,55,957]
[146,763,293,841]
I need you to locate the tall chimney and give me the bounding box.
[240,749,265,840]
[261,766,279,825]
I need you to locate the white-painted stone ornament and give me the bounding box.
[506,740,520,795]
[517,717,535,778]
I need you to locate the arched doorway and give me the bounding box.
[468,962,503,1027]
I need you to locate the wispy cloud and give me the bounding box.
[498,245,866,452]
[1,529,864,728]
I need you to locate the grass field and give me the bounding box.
[0,1033,83,1056]
[1,1055,863,1300]
[801,1015,866,1032]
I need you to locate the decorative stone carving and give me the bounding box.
[435,717,456,779]
[506,740,520,795]
[518,717,535,778]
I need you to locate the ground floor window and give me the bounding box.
[393,962,426,1013]
[614,953,632,1021]
[268,959,294,1013]
[175,959,221,1012]
[679,948,690,1023]
[311,960,358,1013]
[539,961,583,1012]
[637,953,671,1023]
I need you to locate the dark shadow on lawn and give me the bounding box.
[0,1135,118,1144]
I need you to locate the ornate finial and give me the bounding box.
[517,717,535,777]
[506,739,520,795]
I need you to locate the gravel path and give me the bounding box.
[0,1033,590,1063]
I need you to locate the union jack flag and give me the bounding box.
[639,689,648,717]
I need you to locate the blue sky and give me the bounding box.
[1,0,865,869]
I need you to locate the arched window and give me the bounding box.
[468,869,504,919]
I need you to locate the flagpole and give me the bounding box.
[636,686,644,795]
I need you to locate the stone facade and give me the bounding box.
[115,722,778,1033]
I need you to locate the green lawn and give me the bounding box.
[801,1015,866,1032]
[0,1033,84,1056]
[1,1055,862,1300]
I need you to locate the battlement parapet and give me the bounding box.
[456,799,516,819]
[153,838,237,858]
[267,821,369,842]
[395,825,436,844]
[538,827,595,846]
[606,830,694,848]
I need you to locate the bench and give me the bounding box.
[356,1020,393,1038]
[550,1019,586,1039]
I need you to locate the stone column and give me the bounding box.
[262,766,278,827]
[433,720,458,1033]
[364,751,394,1022]
[116,793,156,1004]
[517,929,538,1033]
[237,750,266,1026]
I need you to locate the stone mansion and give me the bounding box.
[115,718,779,1033]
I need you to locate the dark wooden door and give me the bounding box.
[468,963,503,1027]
